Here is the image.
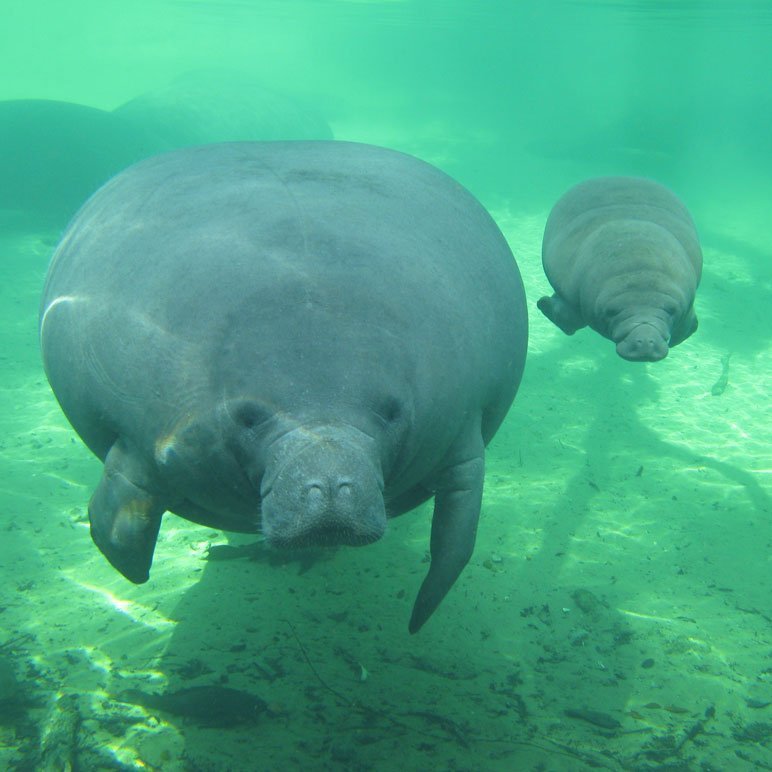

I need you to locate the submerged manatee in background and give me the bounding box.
[538,176,702,361]
[113,69,333,149]
[39,141,528,633]
[0,99,158,226]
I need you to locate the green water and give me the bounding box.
[1,1,770,769]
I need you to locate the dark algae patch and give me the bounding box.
[733,721,772,744]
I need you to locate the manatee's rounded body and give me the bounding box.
[40,141,527,632]
[538,176,702,361]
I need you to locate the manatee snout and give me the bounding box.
[260,427,386,549]
[615,322,670,362]
[296,472,385,545]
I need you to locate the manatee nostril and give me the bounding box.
[305,482,325,502]
[337,481,353,498]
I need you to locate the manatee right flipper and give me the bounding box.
[88,439,166,583]
[409,433,485,634]
[537,293,586,335]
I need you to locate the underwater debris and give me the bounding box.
[570,588,606,615]
[663,704,689,715]
[170,657,214,681]
[39,693,80,771]
[563,708,621,730]
[733,721,772,743]
[637,704,716,763]
[0,652,42,722]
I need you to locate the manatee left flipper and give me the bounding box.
[409,439,485,634]
[537,293,586,335]
[88,439,167,583]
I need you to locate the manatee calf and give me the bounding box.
[40,141,527,633]
[538,176,702,361]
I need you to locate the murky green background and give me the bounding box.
[1,2,770,769]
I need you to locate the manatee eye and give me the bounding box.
[376,396,402,425]
[231,401,270,431]
[604,306,620,319]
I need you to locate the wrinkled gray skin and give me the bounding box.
[538,176,702,361]
[40,141,527,633]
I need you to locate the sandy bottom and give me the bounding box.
[0,206,769,770]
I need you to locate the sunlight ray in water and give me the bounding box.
[68,581,176,632]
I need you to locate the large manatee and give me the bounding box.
[538,176,702,361]
[40,141,528,633]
